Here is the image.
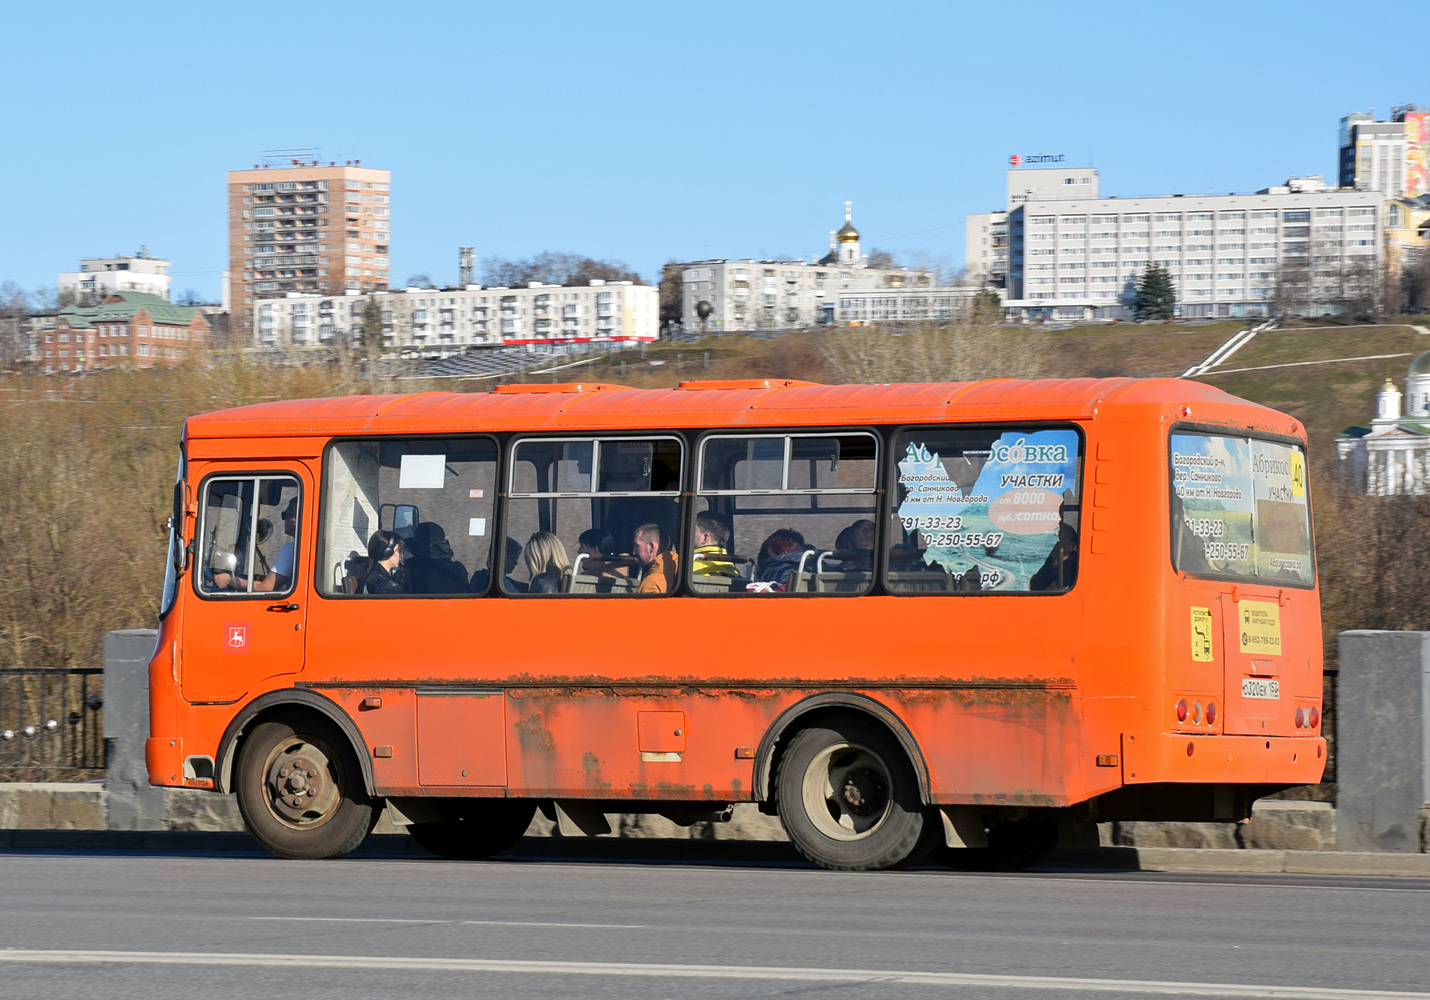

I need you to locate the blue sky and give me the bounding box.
[0,1,1421,300]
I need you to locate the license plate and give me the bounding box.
[1241,677,1280,700]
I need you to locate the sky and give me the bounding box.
[0,1,1422,301]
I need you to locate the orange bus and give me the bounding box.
[146,377,1326,869]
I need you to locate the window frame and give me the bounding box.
[882,421,1086,598]
[192,470,303,602]
[1167,422,1316,590]
[500,432,688,598]
[689,428,882,597]
[315,432,502,600]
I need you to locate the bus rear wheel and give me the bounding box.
[775,716,935,871]
[236,718,377,860]
[408,800,537,860]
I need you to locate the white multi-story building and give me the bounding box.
[965,167,1102,289]
[59,252,171,303]
[834,287,979,324]
[678,204,935,332]
[979,167,1382,322]
[252,280,658,350]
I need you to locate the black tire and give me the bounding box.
[235,717,377,860]
[929,816,1058,872]
[408,800,538,860]
[774,715,934,871]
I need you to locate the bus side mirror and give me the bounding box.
[393,504,417,539]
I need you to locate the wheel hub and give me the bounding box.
[265,742,340,826]
[801,741,894,842]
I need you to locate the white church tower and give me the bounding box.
[836,201,863,267]
[1339,353,1430,495]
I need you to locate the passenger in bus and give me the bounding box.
[404,522,469,595]
[471,536,522,594]
[1030,523,1079,592]
[522,531,571,594]
[633,524,678,593]
[362,530,406,595]
[576,528,629,579]
[887,544,928,573]
[691,512,738,578]
[834,519,876,572]
[754,529,809,591]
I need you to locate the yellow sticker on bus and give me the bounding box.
[1238,600,1281,654]
[1190,607,1214,661]
[1289,450,1306,499]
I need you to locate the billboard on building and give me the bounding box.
[1405,112,1430,197]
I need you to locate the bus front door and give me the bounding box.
[182,466,312,704]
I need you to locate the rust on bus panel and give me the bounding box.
[514,714,555,753]
[495,673,1076,701]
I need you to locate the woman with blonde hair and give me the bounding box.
[522,531,571,594]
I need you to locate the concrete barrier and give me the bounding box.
[0,629,1415,858]
[1337,631,1430,853]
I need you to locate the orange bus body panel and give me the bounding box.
[150,378,1325,809]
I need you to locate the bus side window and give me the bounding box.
[691,433,879,596]
[505,437,683,596]
[886,426,1082,595]
[319,437,498,597]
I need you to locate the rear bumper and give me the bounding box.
[1122,732,1326,786]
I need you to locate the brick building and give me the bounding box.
[36,292,209,373]
[226,160,391,339]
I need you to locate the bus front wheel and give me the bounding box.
[408,800,537,860]
[236,718,377,860]
[775,716,935,871]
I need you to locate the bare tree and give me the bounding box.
[0,282,30,370]
[658,262,683,333]
[819,320,1049,385]
[481,252,644,288]
[1275,254,1314,319]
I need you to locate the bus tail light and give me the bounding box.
[1186,741,1195,757]
[1309,706,1320,729]
[1175,698,1188,723]
[1294,707,1305,729]
[1206,701,1217,725]
[1191,701,1203,725]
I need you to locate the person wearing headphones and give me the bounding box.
[362,529,407,595]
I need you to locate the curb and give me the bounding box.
[1,830,1427,876]
[1047,846,1430,878]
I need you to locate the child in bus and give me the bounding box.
[522,531,571,594]
[691,511,738,578]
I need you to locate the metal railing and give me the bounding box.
[0,669,104,776]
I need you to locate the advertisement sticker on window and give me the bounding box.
[896,429,1079,591]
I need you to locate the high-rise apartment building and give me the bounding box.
[1339,105,1430,198]
[226,160,391,336]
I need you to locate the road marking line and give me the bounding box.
[461,920,647,929]
[250,917,436,924]
[250,917,646,929]
[0,950,1424,997]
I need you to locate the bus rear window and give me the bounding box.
[1170,432,1313,586]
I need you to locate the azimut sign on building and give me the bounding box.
[1009,153,1066,166]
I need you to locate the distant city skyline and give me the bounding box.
[1,1,1424,301]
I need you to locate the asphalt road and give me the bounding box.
[0,842,1426,999]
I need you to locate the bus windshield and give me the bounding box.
[1170,431,1314,586]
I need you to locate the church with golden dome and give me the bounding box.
[1337,351,1430,494]
[676,202,938,333]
